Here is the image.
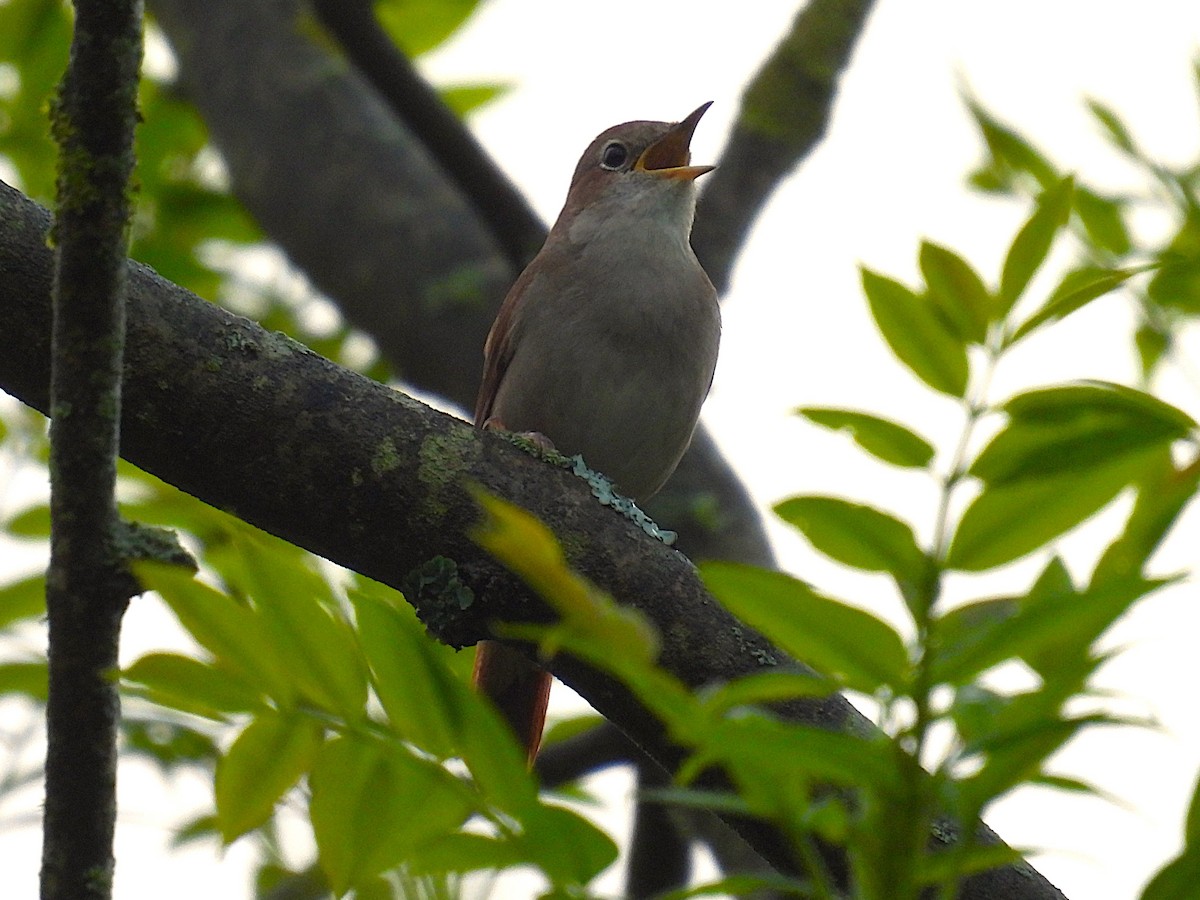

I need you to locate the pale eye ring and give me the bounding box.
[600,141,629,170]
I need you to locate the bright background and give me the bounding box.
[3,1,1200,898]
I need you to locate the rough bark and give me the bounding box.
[40,2,142,899]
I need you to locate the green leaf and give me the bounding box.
[998,177,1074,315]
[440,82,509,116]
[700,671,836,717]
[1147,210,1200,313]
[472,492,659,664]
[215,711,324,842]
[1092,457,1200,584]
[1008,265,1146,345]
[702,562,908,694]
[374,0,483,57]
[0,661,48,700]
[966,99,1059,190]
[123,652,266,719]
[1142,770,1200,900]
[309,735,473,895]
[653,874,815,900]
[1085,98,1138,155]
[0,573,47,629]
[796,407,935,469]
[406,833,527,877]
[969,382,1195,487]
[947,446,1164,571]
[960,709,1107,808]
[4,503,50,537]
[541,712,606,748]
[698,715,901,800]
[232,536,368,720]
[932,574,1162,685]
[861,267,969,396]
[350,589,464,759]
[124,718,219,771]
[171,815,220,848]
[775,495,929,585]
[1074,187,1132,256]
[919,240,993,341]
[134,562,297,705]
[918,843,1022,885]
[350,580,535,814]
[518,803,619,885]
[1005,381,1196,433]
[1136,323,1171,379]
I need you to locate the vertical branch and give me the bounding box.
[626,761,691,897]
[41,1,143,898]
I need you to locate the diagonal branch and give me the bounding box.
[693,0,878,293]
[1,179,1063,899]
[310,0,547,270]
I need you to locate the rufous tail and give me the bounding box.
[471,639,552,765]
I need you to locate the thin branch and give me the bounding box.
[627,761,691,898]
[535,721,639,787]
[693,0,878,293]
[40,2,142,898]
[310,0,547,270]
[1,180,1063,899]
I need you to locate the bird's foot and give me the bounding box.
[482,417,557,454]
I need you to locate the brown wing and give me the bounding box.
[473,260,543,428]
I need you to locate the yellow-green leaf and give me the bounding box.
[215,711,324,842]
[310,735,473,894]
[702,562,908,694]
[861,267,969,397]
[998,177,1074,315]
[775,495,928,585]
[796,407,935,469]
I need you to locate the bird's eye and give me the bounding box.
[600,141,629,170]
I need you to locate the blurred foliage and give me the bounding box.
[2,0,1200,895]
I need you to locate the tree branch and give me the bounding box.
[627,761,691,897]
[1,180,1063,899]
[309,0,547,270]
[40,2,142,898]
[693,0,877,293]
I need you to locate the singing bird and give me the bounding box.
[472,103,721,762]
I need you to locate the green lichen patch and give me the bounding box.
[370,435,401,476]
[223,326,260,354]
[417,428,476,493]
[115,519,196,571]
[567,455,677,545]
[404,556,475,638]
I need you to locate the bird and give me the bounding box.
[471,102,721,763]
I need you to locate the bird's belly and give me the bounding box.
[492,324,711,501]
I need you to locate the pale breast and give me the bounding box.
[491,237,719,501]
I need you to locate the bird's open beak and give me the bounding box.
[634,101,715,181]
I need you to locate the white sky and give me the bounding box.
[4,1,1200,898]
